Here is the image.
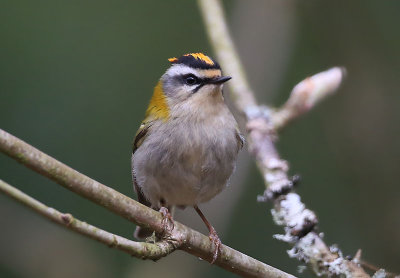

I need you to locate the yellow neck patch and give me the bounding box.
[145,81,170,121]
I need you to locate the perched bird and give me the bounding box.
[131,53,243,263]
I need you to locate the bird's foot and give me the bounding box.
[159,207,174,236]
[193,205,222,264]
[208,225,222,264]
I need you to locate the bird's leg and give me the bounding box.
[194,205,221,264]
[159,207,174,236]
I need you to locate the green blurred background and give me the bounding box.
[1,1,399,277]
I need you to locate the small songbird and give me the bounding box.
[131,53,243,263]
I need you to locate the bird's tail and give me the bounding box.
[132,171,176,239]
[132,176,155,239]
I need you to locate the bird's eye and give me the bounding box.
[184,74,199,85]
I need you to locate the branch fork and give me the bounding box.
[0,0,391,276]
[0,129,295,278]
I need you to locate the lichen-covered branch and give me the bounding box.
[0,179,177,260]
[0,1,385,277]
[0,128,295,278]
[198,0,372,277]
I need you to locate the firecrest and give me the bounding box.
[131,53,243,263]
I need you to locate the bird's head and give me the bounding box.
[145,53,231,121]
[163,53,230,98]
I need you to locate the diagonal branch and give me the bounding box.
[197,0,258,114]
[0,128,296,278]
[0,1,382,277]
[198,0,371,277]
[0,179,177,260]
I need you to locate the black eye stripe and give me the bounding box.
[187,77,217,93]
[175,74,220,94]
[182,74,202,86]
[192,83,206,93]
[185,76,197,85]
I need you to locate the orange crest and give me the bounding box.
[167,53,220,70]
[184,53,214,65]
[168,57,178,63]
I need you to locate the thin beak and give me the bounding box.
[208,76,232,84]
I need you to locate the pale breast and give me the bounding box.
[133,109,240,207]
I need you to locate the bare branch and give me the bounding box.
[197,0,258,113]
[0,128,296,278]
[199,0,370,277]
[0,179,177,260]
[272,67,347,130]
[0,1,383,277]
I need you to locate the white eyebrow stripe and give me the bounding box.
[165,64,222,79]
[166,64,198,77]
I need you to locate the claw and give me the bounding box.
[208,226,222,264]
[159,207,174,235]
[193,205,222,264]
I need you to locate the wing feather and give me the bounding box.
[132,122,152,154]
[132,120,153,207]
[235,128,245,150]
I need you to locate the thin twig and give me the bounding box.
[0,128,296,278]
[272,67,347,130]
[0,1,382,277]
[198,0,371,277]
[0,179,177,260]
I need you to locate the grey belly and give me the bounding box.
[133,134,238,207]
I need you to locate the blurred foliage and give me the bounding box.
[0,1,399,277]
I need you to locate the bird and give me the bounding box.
[131,53,243,263]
